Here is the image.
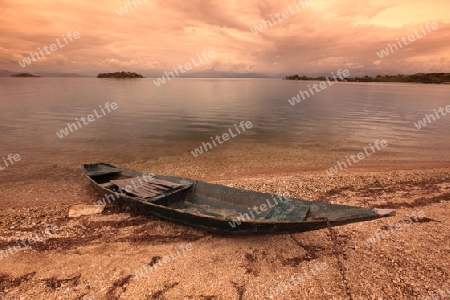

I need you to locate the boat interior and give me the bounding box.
[83,163,313,222]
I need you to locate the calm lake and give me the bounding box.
[0,78,449,181]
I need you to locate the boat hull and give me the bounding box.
[83,163,395,234]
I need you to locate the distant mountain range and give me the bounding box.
[35,72,85,77]
[0,69,274,78]
[157,71,272,78]
[4,69,441,79]
[0,70,14,77]
[96,70,274,78]
[0,69,85,77]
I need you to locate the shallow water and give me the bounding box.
[0,78,449,182]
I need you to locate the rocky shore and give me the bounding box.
[0,168,449,299]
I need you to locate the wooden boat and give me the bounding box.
[82,163,395,234]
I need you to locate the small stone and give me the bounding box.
[69,205,105,218]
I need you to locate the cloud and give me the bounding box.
[1,0,449,75]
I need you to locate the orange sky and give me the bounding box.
[1,0,449,75]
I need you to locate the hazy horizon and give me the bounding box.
[2,69,450,78]
[1,0,450,75]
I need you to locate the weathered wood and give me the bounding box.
[82,163,396,234]
[150,179,182,189]
[110,177,183,198]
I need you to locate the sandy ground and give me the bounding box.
[0,167,449,300]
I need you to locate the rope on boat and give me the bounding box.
[326,218,353,300]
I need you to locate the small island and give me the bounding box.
[284,73,450,84]
[11,73,40,77]
[97,71,144,78]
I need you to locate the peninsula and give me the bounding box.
[284,73,450,84]
[97,71,144,78]
[11,73,40,77]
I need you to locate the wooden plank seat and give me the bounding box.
[110,177,183,199]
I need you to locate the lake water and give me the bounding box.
[0,78,449,182]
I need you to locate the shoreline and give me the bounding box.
[0,166,449,299]
[1,163,450,209]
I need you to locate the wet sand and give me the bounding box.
[0,158,449,299]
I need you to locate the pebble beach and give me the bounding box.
[0,156,449,299]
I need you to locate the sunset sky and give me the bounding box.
[1,0,449,76]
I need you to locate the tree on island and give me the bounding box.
[11,73,40,77]
[97,71,144,78]
[284,74,341,81]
